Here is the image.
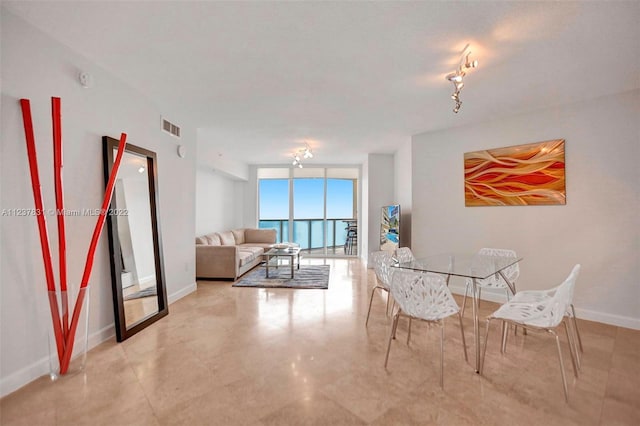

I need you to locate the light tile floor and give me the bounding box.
[1,258,639,425]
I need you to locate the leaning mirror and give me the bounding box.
[103,137,168,341]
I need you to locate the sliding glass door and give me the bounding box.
[258,167,358,256]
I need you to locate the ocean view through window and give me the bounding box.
[258,167,358,256]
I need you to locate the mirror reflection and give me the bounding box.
[114,149,159,328]
[103,136,167,342]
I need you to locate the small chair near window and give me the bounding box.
[480,264,581,402]
[384,268,468,388]
[344,225,358,255]
[366,251,395,326]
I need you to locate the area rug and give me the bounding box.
[232,265,330,289]
[123,287,157,301]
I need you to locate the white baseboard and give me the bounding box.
[0,324,115,398]
[573,307,640,330]
[449,283,640,330]
[1,282,198,398]
[168,281,197,304]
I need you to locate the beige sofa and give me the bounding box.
[196,228,276,280]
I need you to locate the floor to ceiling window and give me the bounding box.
[258,167,358,256]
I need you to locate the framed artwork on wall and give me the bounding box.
[380,204,400,251]
[464,139,566,206]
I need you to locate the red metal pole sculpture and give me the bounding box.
[20,99,65,364]
[52,97,69,339]
[20,97,127,374]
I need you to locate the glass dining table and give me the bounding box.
[394,253,522,372]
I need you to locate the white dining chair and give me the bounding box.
[480,264,581,402]
[384,268,468,388]
[394,247,415,264]
[461,248,519,318]
[393,247,417,343]
[366,251,396,326]
[503,280,584,367]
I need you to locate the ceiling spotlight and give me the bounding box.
[291,143,314,168]
[444,43,478,114]
[138,166,145,174]
[446,73,464,83]
[464,53,478,69]
[303,145,314,159]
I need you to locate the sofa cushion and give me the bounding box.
[244,228,277,244]
[237,245,264,257]
[238,249,259,266]
[240,242,273,250]
[232,229,246,245]
[196,236,208,245]
[205,233,222,246]
[218,231,236,246]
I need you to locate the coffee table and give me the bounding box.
[264,247,301,278]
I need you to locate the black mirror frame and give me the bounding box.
[102,136,168,342]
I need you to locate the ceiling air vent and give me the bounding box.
[161,117,181,138]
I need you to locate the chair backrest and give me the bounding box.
[389,268,460,321]
[476,247,520,288]
[394,247,415,264]
[539,264,581,327]
[370,250,395,289]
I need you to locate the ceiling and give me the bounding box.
[4,1,639,166]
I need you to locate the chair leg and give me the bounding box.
[385,312,400,368]
[550,329,569,402]
[480,318,491,375]
[568,315,581,369]
[457,312,468,362]
[460,283,470,317]
[392,306,401,340]
[386,292,391,316]
[571,304,584,353]
[565,318,581,373]
[406,318,413,345]
[440,321,445,388]
[365,286,380,326]
[505,289,519,336]
[501,320,509,354]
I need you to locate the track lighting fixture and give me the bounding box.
[445,44,478,114]
[291,143,314,168]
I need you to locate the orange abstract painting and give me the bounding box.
[464,139,566,206]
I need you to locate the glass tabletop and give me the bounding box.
[395,253,522,280]
[266,247,301,256]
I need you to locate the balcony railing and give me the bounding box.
[258,218,357,255]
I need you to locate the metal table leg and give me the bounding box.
[472,278,480,373]
[266,254,271,278]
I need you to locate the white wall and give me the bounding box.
[243,165,259,228]
[196,129,249,181]
[411,89,640,329]
[394,140,412,248]
[365,154,395,264]
[195,167,244,235]
[0,11,197,396]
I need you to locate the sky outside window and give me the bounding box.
[259,179,288,219]
[260,178,355,220]
[293,178,324,219]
